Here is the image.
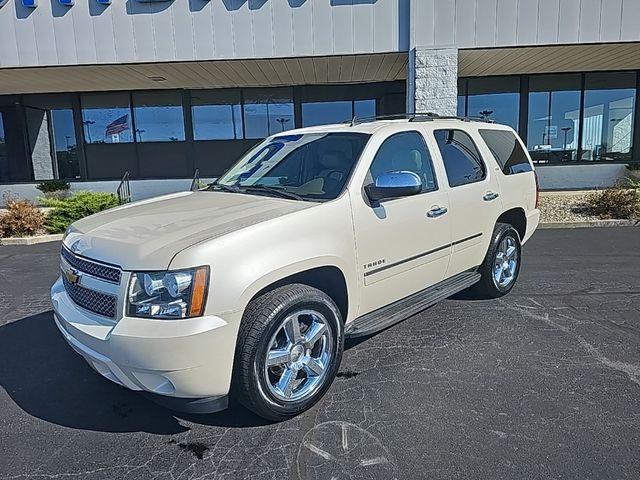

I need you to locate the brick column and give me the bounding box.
[407,47,458,116]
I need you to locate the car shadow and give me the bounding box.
[0,312,271,434]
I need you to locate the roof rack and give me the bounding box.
[349,112,495,126]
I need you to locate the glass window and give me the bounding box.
[215,132,369,200]
[354,99,376,120]
[581,72,636,162]
[434,129,486,187]
[457,78,467,117]
[51,109,80,180]
[527,74,581,163]
[243,88,294,138]
[81,93,133,144]
[369,131,437,192]
[479,129,532,175]
[191,89,243,140]
[302,101,352,127]
[132,91,185,142]
[467,77,520,130]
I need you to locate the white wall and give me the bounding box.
[0,0,400,68]
[410,0,640,49]
[536,164,631,190]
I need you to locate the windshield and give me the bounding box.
[214,132,370,201]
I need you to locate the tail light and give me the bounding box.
[534,171,540,209]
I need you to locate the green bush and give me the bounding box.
[42,191,120,233]
[36,180,71,193]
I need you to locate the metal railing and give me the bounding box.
[117,171,132,204]
[190,168,201,191]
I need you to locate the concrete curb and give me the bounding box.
[539,220,640,229]
[0,234,63,246]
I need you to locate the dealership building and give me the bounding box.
[1,0,639,202]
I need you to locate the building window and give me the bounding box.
[81,93,133,144]
[132,91,185,142]
[51,109,80,180]
[302,101,352,127]
[581,72,636,162]
[527,74,581,163]
[243,88,294,138]
[191,89,243,140]
[355,99,376,120]
[465,77,520,130]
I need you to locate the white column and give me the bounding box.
[407,47,459,116]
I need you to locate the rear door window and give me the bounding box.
[479,129,533,175]
[433,129,486,187]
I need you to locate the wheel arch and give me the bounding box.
[243,263,351,323]
[496,207,527,240]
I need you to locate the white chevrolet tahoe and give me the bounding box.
[52,115,540,421]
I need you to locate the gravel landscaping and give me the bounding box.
[538,192,600,223]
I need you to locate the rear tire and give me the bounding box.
[475,223,522,298]
[232,284,344,421]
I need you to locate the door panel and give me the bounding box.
[350,130,452,317]
[431,128,503,277]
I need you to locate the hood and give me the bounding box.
[64,191,314,270]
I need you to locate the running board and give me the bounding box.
[346,271,481,338]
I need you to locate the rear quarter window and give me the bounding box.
[479,129,533,175]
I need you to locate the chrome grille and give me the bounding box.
[62,275,117,319]
[61,247,121,284]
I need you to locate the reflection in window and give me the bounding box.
[82,93,133,144]
[133,91,185,142]
[244,88,294,138]
[191,90,243,140]
[354,99,376,120]
[527,75,581,163]
[51,109,80,179]
[434,129,486,187]
[302,101,352,127]
[467,77,520,130]
[581,73,636,162]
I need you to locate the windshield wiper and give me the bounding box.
[241,185,305,201]
[207,182,241,193]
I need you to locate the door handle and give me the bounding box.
[483,192,500,201]
[427,206,448,218]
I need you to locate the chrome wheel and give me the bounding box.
[493,236,519,288]
[264,309,333,402]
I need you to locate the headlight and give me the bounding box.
[127,266,209,319]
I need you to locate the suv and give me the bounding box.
[52,116,540,421]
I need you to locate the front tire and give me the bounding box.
[475,223,522,298]
[232,284,344,421]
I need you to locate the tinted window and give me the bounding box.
[434,129,486,187]
[191,89,243,140]
[243,88,294,138]
[132,91,185,142]
[369,131,437,193]
[479,129,533,175]
[81,93,132,144]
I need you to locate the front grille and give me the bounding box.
[61,247,121,284]
[62,275,117,319]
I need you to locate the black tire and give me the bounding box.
[475,223,522,298]
[232,284,344,421]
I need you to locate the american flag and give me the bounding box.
[105,115,129,136]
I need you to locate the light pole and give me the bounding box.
[275,117,290,132]
[479,110,493,119]
[136,129,145,142]
[82,120,95,144]
[65,135,71,151]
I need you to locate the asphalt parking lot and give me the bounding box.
[1,227,639,479]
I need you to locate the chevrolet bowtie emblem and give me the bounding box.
[65,268,81,285]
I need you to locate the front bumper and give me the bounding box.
[51,277,242,411]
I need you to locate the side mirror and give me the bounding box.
[365,171,422,202]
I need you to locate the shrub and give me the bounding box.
[0,194,46,238]
[36,180,71,193]
[587,186,640,220]
[42,191,120,234]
